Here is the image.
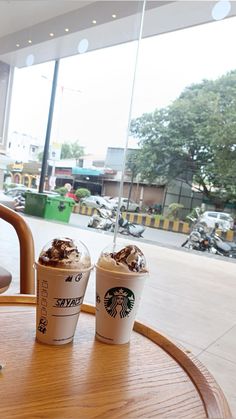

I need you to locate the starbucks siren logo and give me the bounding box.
[104,287,135,318]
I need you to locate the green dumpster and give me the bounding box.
[24,192,48,217]
[25,193,75,223]
[44,196,75,223]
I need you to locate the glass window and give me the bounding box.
[1,2,236,413]
[219,214,230,220]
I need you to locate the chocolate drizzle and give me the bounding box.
[110,245,146,272]
[39,238,81,267]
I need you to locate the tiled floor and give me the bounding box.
[1,214,236,416]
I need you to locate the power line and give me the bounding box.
[41,75,82,94]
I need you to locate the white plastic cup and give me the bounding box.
[35,263,92,345]
[95,265,148,344]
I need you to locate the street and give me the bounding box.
[69,213,187,248]
[0,209,235,296]
[68,213,236,265]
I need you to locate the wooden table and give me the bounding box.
[0,296,231,419]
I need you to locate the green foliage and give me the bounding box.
[130,70,236,205]
[167,203,184,220]
[37,151,43,162]
[126,150,140,177]
[61,141,84,163]
[55,187,67,196]
[125,150,140,204]
[75,188,91,199]
[38,141,84,164]
[153,214,165,221]
[185,206,203,223]
[61,143,71,159]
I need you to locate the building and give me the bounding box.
[103,147,203,216]
[7,131,41,162]
[48,153,106,194]
[7,161,41,187]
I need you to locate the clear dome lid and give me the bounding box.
[97,240,147,273]
[38,237,91,270]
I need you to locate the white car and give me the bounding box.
[0,191,15,209]
[4,186,35,198]
[80,195,114,210]
[109,197,140,212]
[199,211,234,231]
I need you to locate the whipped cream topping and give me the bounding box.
[38,238,91,269]
[98,245,147,273]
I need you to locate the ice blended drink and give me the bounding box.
[96,243,148,344]
[35,237,92,345]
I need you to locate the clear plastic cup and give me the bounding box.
[35,237,92,345]
[95,241,148,344]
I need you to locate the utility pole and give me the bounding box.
[39,60,59,193]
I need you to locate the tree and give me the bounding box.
[61,141,84,164]
[37,151,43,162]
[55,186,67,196]
[130,70,236,206]
[61,143,72,159]
[126,150,140,207]
[167,203,184,220]
[75,188,90,200]
[37,140,84,164]
[70,142,84,165]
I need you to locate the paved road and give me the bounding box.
[69,213,187,248]
[69,213,236,265]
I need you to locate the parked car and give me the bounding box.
[80,195,114,210]
[4,186,35,198]
[109,197,140,212]
[199,211,234,231]
[5,187,59,198]
[41,190,60,196]
[0,191,15,209]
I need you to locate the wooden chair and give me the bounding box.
[0,266,12,294]
[0,204,35,294]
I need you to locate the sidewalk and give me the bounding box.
[1,214,236,416]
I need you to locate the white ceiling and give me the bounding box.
[0,1,236,68]
[0,1,92,38]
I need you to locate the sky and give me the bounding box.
[8,11,236,157]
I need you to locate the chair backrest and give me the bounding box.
[0,266,12,294]
[0,204,35,294]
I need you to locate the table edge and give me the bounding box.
[0,294,232,419]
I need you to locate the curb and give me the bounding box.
[73,205,235,242]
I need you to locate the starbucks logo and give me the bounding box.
[104,287,135,318]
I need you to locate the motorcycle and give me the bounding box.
[147,204,162,215]
[14,195,25,212]
[88,207,145,238]
[117,215,145,238]
[208,224,236,258]
[87,207,115,231]
[181,225,211,252]
[182,223,236,258]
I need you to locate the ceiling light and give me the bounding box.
[92,20,97,24]
[212,0,231,20]
[26,54,35,66]
[28,40,32,44]
[112,14,117,18]
[77,38,89,54]
[16,43,20,47]
[65,28,69,32]
[49,33,54,37]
